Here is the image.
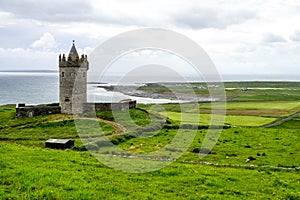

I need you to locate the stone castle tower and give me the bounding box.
[59,41,89,114]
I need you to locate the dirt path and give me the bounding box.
[95,118,126,136]
[17,115,126,137]
[261,112,300,128]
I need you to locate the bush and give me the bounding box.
[95,140,113,147]
[46,103,59,106]
[96,111,114,121]
[191,147,211,154]
[82,143,99,151]
[110,134,135,145]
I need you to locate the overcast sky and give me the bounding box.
[0,0,300,75]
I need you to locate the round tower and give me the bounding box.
[59,41,89,114]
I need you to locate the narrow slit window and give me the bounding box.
[62,72,65,77]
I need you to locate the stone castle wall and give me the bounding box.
[59,64,88,114]
[84,100,137,112]
[16,104,61,118]
[15,100,137,118]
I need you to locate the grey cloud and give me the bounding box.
[173,7,256,29]
[0,21,96,50]
[0,22,47,48]
[262,33,286,43]
[0,0,93,22]
[290,30,300,41]
[0,1,258,29]
[0,0,152,27]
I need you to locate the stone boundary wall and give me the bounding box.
[16,104,61,118]
[84,100,136,112]
[15,100,136,118]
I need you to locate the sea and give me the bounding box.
[0,71,299,106]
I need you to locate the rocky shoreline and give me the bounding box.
[95,84,217,102]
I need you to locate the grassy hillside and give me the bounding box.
[1,102,300,199]
[1,82,300,199]
[1,141,299,199]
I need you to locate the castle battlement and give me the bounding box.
[59,54,88,65]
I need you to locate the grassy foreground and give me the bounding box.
[1,100,300,199]
[1,142,299,199]
[1,82,300,199]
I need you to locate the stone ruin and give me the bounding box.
[15,100,137,118]
[16,103,61,118]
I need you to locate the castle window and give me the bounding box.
[62,72,65,77]
[65,97,70,102]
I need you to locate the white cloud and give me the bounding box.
[31,33,57,50]
[290,30,300,41]
[261,33,286,44]
[76,46,95,56]
[0,11,14,27]
[0,47,57,70]
[173,6,256,29]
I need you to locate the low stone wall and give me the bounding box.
[15,100,136,118]
[84,100,136,112]
[16,105,61,118]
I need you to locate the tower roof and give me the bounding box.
[68,40,79,61]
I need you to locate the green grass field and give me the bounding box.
[164,112,276,126]
[1,82,300,199]
[273,114,300,129]
[2,140,299,199]
[137,82,300,102]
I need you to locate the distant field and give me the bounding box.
[201,101,300,110]
[141,101,300,126]
[162,112,275,127]
[200,101,300,117]
[137,81,300,102]
[223,81,300,89]
[273,114,300,129]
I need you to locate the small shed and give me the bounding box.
[45,139,74,149]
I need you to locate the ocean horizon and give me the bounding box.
[0,71,299,106]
